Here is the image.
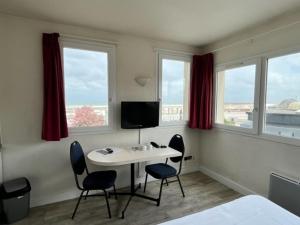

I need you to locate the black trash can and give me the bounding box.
[0,177,31,224]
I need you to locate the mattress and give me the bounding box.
[159,195,300,225]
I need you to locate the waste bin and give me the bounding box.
[0,177,31,224]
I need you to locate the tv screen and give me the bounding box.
[121,101,159,129]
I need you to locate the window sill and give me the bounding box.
[212,126,300,147]
[159,121,188,128]
[68,126,114,136]
[213,123,258,135]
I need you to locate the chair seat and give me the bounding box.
[145,163,177,179]
[83,170,116,190]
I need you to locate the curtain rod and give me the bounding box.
[205,19,300,54]
[60,33,119,45]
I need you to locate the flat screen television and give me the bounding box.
[121,101,159,129]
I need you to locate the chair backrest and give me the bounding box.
[70,141,87,176]
[169,134,185,163]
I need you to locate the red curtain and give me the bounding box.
[189,53,214,129]
[42,33,68,141]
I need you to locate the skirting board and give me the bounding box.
[31,190,79,208]
[30,164,199,208]
[198,165,258,196]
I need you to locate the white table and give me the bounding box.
[87,146,182,218]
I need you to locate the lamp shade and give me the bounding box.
[135,76,151,86]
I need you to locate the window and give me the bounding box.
[215,60,260,133]
[158,53,191,125]
[62,39,115,132]
[263,52,300,139]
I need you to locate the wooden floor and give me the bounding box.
[15,172,242,225]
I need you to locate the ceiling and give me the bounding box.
[1,0,300,46]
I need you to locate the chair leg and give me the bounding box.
[157,179,164,206]
[72,190,84,219]
[165,178,169,186]
[177,175,185,197]
[84,190,89,200]
[143,173,148,193]
[104,190,112,219]
[113,185,117,200]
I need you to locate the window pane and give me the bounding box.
[64,48,109,128]
[161,59,190,122]
[264,52,300,139]
[216,65,256,128]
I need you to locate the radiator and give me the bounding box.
[269,173,300,216]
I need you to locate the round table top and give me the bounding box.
[87,146,182,166]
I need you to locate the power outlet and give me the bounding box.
[184,155,193,161]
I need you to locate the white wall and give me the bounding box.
[0,14,201,207]
[200,11,300,196]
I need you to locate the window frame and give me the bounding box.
[157,51,192,127]
[213,58,262,135]
[259,48,300,145]
[60,37,116,135]
[213,46,300,147]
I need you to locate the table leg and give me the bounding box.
[131,163,135,193]
[121,195,133,219]
[121,163,158,219]
[121,163,135,218]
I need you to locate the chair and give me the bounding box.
[70,141,117,219]
[143,134,185,206]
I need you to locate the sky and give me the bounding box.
[266,52,300,104]
[224,52,300,104]
[64,48,108,106]
[162,59,187,104]
[64,48,300,106]
[223,65,256,104]
[64,49,189,105]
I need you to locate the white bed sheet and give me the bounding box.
[159,195,300,225]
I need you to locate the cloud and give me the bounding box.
[266,56,300,103]
[161,59,186,104]
[63,48,300,107]
[63,48,108,105]
[223,65,256,103]
[222,53,300,104]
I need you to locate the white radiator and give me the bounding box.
[269,173,300,216]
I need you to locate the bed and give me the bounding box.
[159,195,300,225]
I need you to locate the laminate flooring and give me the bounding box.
[14,172,242,225]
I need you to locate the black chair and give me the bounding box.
[70,141,117,219]
[143,134,185,206]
